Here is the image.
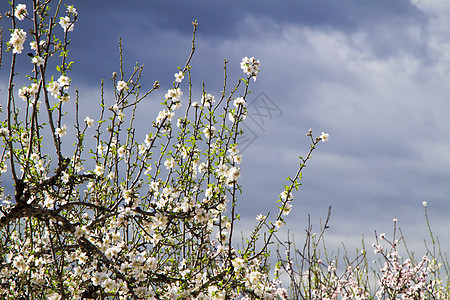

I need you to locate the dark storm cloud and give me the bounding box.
[73,0,426,36]
[0,1,429,85]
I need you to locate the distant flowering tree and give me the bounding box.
[0,1,327,299]
[276,207,450,299]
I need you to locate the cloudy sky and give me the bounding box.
[2,0,450,259]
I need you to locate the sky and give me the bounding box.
[1,0,450,263]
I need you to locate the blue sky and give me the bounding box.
[1,1,450,258]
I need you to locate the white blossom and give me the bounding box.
[14,4,28,21]
[232,257,245,270]
[201,93,215,107]
[320,132,329,142]
[67,5,78,15]
[94,165,104,176]
[280,190,293,201]
[59,16,74,32]
[18,86,30,101]
[84,116,94,127]
[97,144,105,156]
[31,56,44,66]
[57,75,71,89]
[0,163,7,174]
[55,124,67,137]
[138,143,147,155]
[165,88,183,102]
[13,255,28,273]
[46,81,61,98]
[274,220,284,229]
[30,40,45,52]
[116,80,129,92]
[203,125,216,139]
[74,225,88,239]
[164,157,176,170]
[256,214,266,222]
[0,128,9,136]
[62,171,69,184]
[9,28,27,54]
[281,203,292,215]
[174,71,184,83]
[118,145,126,158]
[156,109,175,126]
[240,56,261,81]
[233,96,246,107]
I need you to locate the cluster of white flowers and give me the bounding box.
[226,256,290,299]
[58,75,71,88]
[116,80,129,92]
[112,104,125,120]
[0,127,9,137]
[43,192,56,209]
[233,96,246,107]
[12,254,27,273]
[198,162,208,173]
[29,153,45,173]
[84,116,94,127]
[281,203,292,216]
[46,81,60,98]
[156,109,175,126]
[61,171,69,184]
[135,143,145,156]
[201,93,215,107]
[123,188,139,208]
[97,143,106,156]
[117,145,127,158]
[227,166,241,184]
[55,124,67,137]
[214,160,242,186]
[280,190,293,201]
[376,251,440,299]
[59,16,75,32]
[143,134,153,150]
[9,28,27,54]
[165,88,183,102]
[203,125,216,139]
[164,157,176,170]
[67,5,77,16]
[30,40,45,52]
[227,145,242,164]
[256,214,266,222]
[45,75,71,100]
[274,220,284,229]
[18,83,39,101]
[299,233,448,300]
[74,225,89,239]
[31,56,44,67]
[14,4,28,21]
[240,57,261,81]
[94,165,104,176]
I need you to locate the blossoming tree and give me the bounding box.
[0,1,327,299]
